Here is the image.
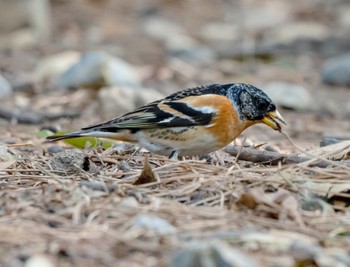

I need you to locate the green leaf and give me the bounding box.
[43,130,115,149]
[63,137,115,149]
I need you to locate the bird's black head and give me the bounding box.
[225,83,286,131]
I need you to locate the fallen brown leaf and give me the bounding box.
[238,187,305,228]
[133,154,157,185]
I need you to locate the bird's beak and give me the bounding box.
[262,110,286,132]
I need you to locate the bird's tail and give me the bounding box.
[46,130,93,142]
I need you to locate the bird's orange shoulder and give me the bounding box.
[177,94,234,113]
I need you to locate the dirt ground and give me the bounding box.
[0,1,350,266]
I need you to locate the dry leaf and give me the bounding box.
[238,188,305,227]
[302,181,350,208]
[238,192,259,209]
[133,155,157,185]
[271,189,305,228]
[302,181,350,198]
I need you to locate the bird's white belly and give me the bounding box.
[134,127,220,156]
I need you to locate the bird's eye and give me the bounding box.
[257,100,268,110]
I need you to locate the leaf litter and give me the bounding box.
[0,133,350,267]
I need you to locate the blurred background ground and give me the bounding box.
[0,0,350,267]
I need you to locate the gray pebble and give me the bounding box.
[320,138,340,147]
[263,81,313,110]
[79,181,114,193]
[322,53,350,86]
[170,240,258,267]
[0,75,12,98]
[56,51,141,89]
[118,161,131,172]
[48,149,99,175]
[132,215,176,235]
[47,145,63,154]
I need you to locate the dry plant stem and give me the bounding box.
[282,132,350,170]
[225,145,330,168]
[235,135,247,162]
[226,133,350,168]
[277,162,306,197]
[7,142,33,147]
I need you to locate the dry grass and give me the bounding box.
[1,140,350,267]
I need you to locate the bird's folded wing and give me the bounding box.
[82,99,216,131]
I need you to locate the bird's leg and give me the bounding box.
[169,150,179,160]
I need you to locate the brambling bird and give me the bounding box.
[47,83,286,159]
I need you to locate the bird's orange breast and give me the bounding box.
[179,94,254,147]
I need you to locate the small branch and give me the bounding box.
[224,145,330,168]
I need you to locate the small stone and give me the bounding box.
[322,53,350,86]
[142,16,185,42]
[190,191,207,203]
[118,161,131,172]
[3,138,16,145]
[320,138,340,147]
[24,254,55,267]
[263,81,313,110]
[240,3,291,30]
[0,0,51,39]
[117,196,139,215]
[132,215,176,235]
[263,145,281,153]
[119,196,139,209]
[15,94,31,108]
[79,181,114,193]
[33,51,80,82]
[0,29,38,49]
[337,7,350,28]
[143,16,215,64]
[47,145,63,154]
[169,44,216,65]
[161,29,216,64]
[48,149,98,175]
[49,149,85,174]
[200,23,240,42]
[0,146,14,161]
[56,51,141,89]
[98,86,164,118]
[170,240,258,267]
[0,75,12,98]
[300,197,333,214]
[134,87,164,107]
[0,1,28,32]
[97,86,137,117]
[270,22,329,45]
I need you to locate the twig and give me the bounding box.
[235,135,247,163]
[282,132,350,170]
[224,145,330,168]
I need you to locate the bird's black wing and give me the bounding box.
[81,84,225,132]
